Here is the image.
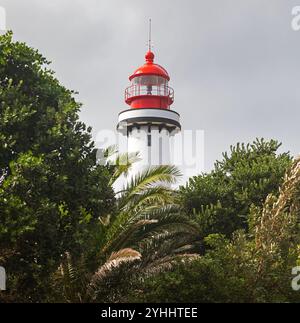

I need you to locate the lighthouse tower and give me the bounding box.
[117,49,181,177]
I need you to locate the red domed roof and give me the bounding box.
[129,51,170,81]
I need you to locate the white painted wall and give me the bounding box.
[118,108,181,183]
[127,125,173,179]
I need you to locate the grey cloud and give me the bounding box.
[1,0,299,175]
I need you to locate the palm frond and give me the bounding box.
[102,219,158,254]
[119,186,177,214]
[104,190,180,252]
[58,161,199,303]
[139,231,199,262]
[141,254,200,277]
[122,165,182,199]
[109,152,141,186]
[103,145,118,160]
[87,248,141,300]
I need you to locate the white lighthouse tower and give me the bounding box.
[117,48,181,177]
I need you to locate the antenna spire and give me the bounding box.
[148,18,152,52]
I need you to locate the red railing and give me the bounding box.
[125,85,174,102]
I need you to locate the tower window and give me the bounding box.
[159,137,163,165]
[148,135,152,147]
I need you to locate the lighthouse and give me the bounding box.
[117,48,181,178]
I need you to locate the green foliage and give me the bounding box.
[129,158,300,303]
[180,138,292,238]
[0,32,114,302]
[0,31,298,304]
[53,158,200,303]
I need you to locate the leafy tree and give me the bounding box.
[0,30,297,305]
[180,139,292,239]
[0,32,114,302]
[129,158,300,303]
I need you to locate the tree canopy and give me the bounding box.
[0,32,299,304]
[0,32,114,301]
[180,139,292,239]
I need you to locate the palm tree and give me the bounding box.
[54,149,200,303]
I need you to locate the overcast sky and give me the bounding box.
[1,0,300,176]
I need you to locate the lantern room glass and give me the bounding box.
[132,76,168,96]
[132,76,167,86]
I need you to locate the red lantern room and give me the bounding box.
[125,51,174,110]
